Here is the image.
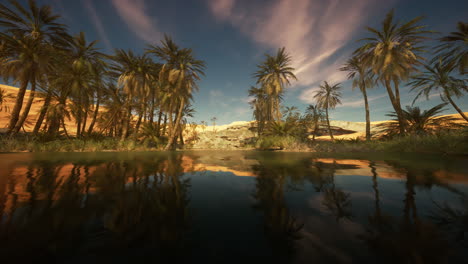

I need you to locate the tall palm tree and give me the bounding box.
[110,49,153,140]
[435,22,467,75]
[0,0,69,134]
[410,61,468,122]
[314,81,342,140]
[254,47,297,121]
[146,35,206,150]
[340,56,375,140]
[51,32,106,137]
[248,86,268,135]
[355,10,431,134]
[305,104,325,141]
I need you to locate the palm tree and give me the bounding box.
[314,81,342,140]
[377,103,459,136]
[435,22,467,75]
[97,83,126,137]
[210,116,217,133]
[355,10,431,134]
[254,47,297,121]
[146,35,206,150]
[340,56,375,140]
[282,106,299,121]
[248,86,268,135]
[0,0,69,134]
[110,49,154,140]
[305,104,325,141]
[410,61,468,122]
[52,32,106,137]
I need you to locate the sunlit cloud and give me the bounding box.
[111,0,162,44]
[207,0,392,102]
[82,0,113,50]
[338,93,388,108]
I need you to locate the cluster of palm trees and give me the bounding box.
[0,0,205,150]
[345,11,467,139]
[248,48,297,135]
[249,10,467,141]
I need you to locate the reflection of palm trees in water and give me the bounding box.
[252,163,303,258]
[362,164,451,263]
[316,160,353,222]
[105,154,191,251]
[430,193,468,247]
[0,163,89,260]
[0,154,192,260]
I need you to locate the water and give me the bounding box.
[0,151,467,263]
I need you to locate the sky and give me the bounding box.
[9,0,468,124]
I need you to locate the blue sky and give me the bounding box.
[26,0,468,124]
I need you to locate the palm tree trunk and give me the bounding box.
[444,90,468,122]
[384,79,405,134]
[326,107,334,140]
[87,94,100,135]
[361,86,371,141]
[275,97,281,121]
[312,124,318,142]
[134,104,146,136]
[162,113,168,136]
[179,127,184,145]
[12,80,38,134]
[7,79,29,133]
[33,86,53,135]
[149,90,156,124]
[81,107,88,137]
[120,101,132,141]
[156,109,163,137]
[62,116,70,139]
[164,98,185,150]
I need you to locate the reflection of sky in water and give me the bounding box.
[0,152,467,262]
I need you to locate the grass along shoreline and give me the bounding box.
[1,129,466,155]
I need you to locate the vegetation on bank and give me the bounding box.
[0,135,160,152]
[2,126,466,154]
[310,130,468,155]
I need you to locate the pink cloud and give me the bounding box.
[207,0,393,102]
[111,0,162,44]
[83,0,112,50]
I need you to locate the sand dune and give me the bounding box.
[0,84,100,134]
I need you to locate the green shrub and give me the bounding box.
[256,135,309,150]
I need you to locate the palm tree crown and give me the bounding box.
[435,21,468,74]
[356,10,430,82]
[314,81,342,140]
[314,81,342,110]
[409,61,468,122]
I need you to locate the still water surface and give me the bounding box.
[0,151,467,263]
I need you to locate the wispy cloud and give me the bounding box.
[208,0,393,100]
[298,87,320,104]
[338,93,388,108]
[82,0,112,51]
[111,0,162,44]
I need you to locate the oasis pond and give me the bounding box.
[0,151,467,263]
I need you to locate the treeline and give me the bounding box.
[249,10,467,142]
[0,0,205,150]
